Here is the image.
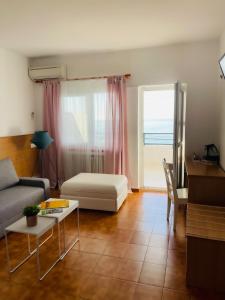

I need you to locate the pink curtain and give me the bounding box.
[42,80,64,187]
[104,76,129,180]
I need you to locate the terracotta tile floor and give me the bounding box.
[0,191,225,299]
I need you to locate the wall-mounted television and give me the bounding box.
[219,53,225,78]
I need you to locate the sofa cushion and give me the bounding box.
[0,158,19,191]
[0,185,44,226]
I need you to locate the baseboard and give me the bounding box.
[131,188,140,193]
[140,187,167,193]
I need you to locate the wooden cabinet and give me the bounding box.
[186,204,225,292]
[186,159,225,206]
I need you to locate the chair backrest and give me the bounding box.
[162,158,178,202]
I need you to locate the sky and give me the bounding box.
[144,90,174,120]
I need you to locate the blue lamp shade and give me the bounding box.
[31,131,53,149]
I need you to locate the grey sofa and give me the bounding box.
[0,158,50,238]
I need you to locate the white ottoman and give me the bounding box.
[60,173,128,212]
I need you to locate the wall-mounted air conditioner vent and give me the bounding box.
[28,65,66,81]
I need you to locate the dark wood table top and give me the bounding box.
[187,203,225,241]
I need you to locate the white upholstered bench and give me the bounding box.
[60,173,128,212]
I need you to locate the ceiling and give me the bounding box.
[0,0,225,57]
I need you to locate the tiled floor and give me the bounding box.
[0,191,225,299]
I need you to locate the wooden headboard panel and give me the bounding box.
[0,134,38,177]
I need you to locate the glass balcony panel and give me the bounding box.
[144,144,173,189]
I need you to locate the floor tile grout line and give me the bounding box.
[137,229,151,283]
[59,253,171,289]
[81,271,166,289]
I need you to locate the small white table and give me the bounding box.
[5,199,79,280]
[40,199,80,259]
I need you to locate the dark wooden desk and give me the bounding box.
[186,203,225,292]
[186,159,225,206]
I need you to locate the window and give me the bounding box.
[60,79,107,149]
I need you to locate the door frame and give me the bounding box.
[173,82,187,188]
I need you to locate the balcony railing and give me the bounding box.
[144,133,173,145]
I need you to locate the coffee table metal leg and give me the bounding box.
[5,231,36,273]
[36,233,63,281]
[63,219,66,253]
[5,231,11,272]
[77,207,80,240]
[27,234,31,254]
[36,237,41,279]
[57,222,62,257]
[28,228,54,255]
[5,227,55,275]
[76,207,80,251]
[60,207,80,260]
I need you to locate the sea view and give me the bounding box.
[144,119,174,145]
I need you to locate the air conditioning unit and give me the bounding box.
[28,65,66,81]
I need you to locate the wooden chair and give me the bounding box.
[162,158,188,231]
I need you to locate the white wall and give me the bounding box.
[0,48,35,137]
[31,40,220,187]
[219,30,225,168]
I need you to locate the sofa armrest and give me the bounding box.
[18,177,50,199]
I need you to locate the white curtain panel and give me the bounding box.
[60,79,107,179]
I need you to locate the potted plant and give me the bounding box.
[23,205,40,227]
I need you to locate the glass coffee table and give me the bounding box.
[5,199,79,280]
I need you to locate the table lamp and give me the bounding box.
[32,131,53,150]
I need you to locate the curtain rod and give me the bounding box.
[34,73,131,83]
[66,73,131,81]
